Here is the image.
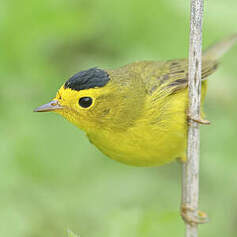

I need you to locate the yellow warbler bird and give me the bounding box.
[35,35,237,167]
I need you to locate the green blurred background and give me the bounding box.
[1,0,237,236]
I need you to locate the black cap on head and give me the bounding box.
[64,68,110,91]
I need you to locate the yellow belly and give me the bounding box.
[89,127,187,166]
[87,82,207,167]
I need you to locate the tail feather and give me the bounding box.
[203,34,237,61]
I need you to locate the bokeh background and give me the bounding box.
[1,0,237,236]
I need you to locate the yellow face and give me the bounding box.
[52,83,118,131]
[35,83,145,135]
[34,67,145,134]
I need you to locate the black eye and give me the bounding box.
[79,97,93,108]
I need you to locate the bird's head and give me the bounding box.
[34,67,145,132]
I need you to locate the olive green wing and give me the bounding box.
[131,59,218,95]
[162,59,218,93]
[114,59,218,96]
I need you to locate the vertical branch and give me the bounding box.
[182,0,205,237]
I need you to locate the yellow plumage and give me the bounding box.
[35,35,237,166]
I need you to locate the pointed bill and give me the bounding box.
[34,100,63,112]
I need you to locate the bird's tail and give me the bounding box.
[203,34,237,61]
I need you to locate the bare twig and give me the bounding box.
[181,0,207,236]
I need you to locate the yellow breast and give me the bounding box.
[88,89,186,166]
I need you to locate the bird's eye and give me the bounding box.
[79,97,93,108]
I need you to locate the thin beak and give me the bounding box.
[34,100,63,112]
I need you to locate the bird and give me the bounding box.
[34,35,237,167]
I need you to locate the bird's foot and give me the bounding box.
[181,205,209,225]
[176,157,186,164]
[187,114,211,125]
